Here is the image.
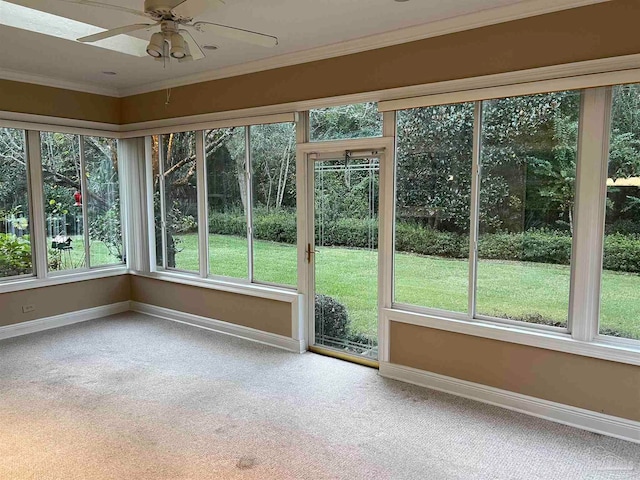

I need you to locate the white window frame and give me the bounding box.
[0,128,127,295]
[149,115,299,292]
[384,85,640,366]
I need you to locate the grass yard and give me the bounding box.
[174,233,640,340]
[50,236,123,271]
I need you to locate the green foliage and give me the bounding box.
[602,233,640,273]
[314,293,378,348]
[395,222,467,258]
[478,229,573,265]
[210,210,640,273]
[315,294,349,340]
[254,209,297,243]
[0,233,32,277]
[89,200,123,261]
[310,103,382,141]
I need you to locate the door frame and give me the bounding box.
[296,136,395,365]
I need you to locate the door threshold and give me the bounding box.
[308,345,379,369]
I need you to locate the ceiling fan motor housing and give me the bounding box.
[144,0,193,22]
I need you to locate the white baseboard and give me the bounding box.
[379,362,640,445]
[0,301,131,341]
[130,301,305,353]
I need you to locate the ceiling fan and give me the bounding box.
[54,0,279,62]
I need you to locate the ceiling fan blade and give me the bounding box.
[172,0,224,20]
[54,0,149,19]
[78,23,155,43]
[179,29,205,61]
[193,22,278,48]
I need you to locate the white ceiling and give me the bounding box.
[0,0,607,96]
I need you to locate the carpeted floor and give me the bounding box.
[0,313,638,479]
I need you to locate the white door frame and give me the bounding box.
[295,135,395,364]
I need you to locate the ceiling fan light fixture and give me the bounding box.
[170,32,186,59]
[178,40,193,63]
[146,32,165,58]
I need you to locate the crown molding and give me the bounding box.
[0,0,609,99]
[117,0,609,97]
[0,67,120,97]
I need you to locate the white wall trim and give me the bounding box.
[384,308,640,367]
[0,67,120,97]
[130,271,298,303]
[0,111,120,136]
[0,268,128,295]
[379,362,640,445]
[117,0,608,97]
[130,301,305,353]
[0,301,130,341]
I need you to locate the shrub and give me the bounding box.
[603,233,640,273]
[315,294,349,340]
[207,210,640,273]
[254,210,297,244]
[0,233,32,277]
[478,230,573,265]
[209,210,248,237]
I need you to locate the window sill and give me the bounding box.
[383,307,640,367]
[0,266,129,295]
[131,270,299,304]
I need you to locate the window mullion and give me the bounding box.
[570,87,612,342]
[468,101,483,320]
[26,130,48,279]
[195,130,209,279]
[245,126,254,282]
[144,136,157,272]
[158,135,168,270]
[79,136,91,269]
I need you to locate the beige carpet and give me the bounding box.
[0,312,638,479]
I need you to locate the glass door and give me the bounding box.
[309,152,380,362]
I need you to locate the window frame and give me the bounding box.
[151,120,298,291]
[39,131,126,275]
[0,127,36,282]
[0,128,127,294]
[386,86,640,365]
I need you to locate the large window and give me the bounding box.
[84,136,122,266]
[250,122,297,286]
[41,132,124,273]
[477,91,580,327]
[600,84,640,340]
[41,132,86,272]
[0,128,33,280]
[206,127,248,279]
[393,92,581,329]
[154,132,199,272]
[310,102,382,142]
[394,103,474,313]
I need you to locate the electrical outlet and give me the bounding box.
[22,305,35,313]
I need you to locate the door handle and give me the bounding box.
[306,243,318,264]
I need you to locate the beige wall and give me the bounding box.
[130,276,292,337]
[390,321,640,422]
[0,80,120,124]
[0,275,130,327]
[120,0,640,124]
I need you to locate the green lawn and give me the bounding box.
[174,234,640,340]
[49,235,122,271]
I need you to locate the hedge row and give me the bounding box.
[208,211,640,273]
